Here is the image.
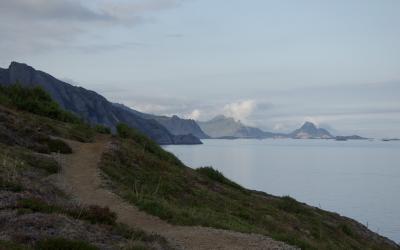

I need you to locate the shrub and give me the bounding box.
[0,240,25,250]
[0,84,80,124]
[17,198,58,214]
[341,224,353,236]
[35,238,98,250]
[68,123,95,142]
[94,124,111,134]
[22,153,60,174]
[278,196,310,215]
[17,199,116,225]
[0,179,23,192]
[46,138,72,154]
[79,205,117,225]
[196,166,243,190]
[116,123,183,166]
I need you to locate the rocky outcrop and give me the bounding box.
[0,62,201,145]
[114,103,209,139]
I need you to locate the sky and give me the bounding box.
[1,0,399,138]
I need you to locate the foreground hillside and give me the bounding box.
[0,86,172,249]
[100,130,399,249]
[0,85,398,249]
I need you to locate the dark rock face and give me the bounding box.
[114,104,209,139]
[156,115,210,139]
[0,62,201,145]
[290,122,333,139]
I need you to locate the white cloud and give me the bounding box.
[0,0,184,56]
[223,100,256,122]
[186,109,201,120]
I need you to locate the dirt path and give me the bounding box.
[57,136,297,250]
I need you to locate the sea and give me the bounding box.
[164,139,400,243]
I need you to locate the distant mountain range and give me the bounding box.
[198,115,283,139]
[198,115,366,140]
[0,62,367,144]
[0,62,202,145]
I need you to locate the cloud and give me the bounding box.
[186,109,201,120]
[0,0,113,22]
[0,0,183,56]
[223,100,257,122]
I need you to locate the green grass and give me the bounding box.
[100,136,398,250]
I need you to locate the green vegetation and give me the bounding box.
[196,166,244,190]
[94,124,111,134]
[0,179,23,192]
[117,123,183,166]
[35,238,98,250]
[46,138,73,154]
[101,131,397,250]
[0,84,80,123]
[0,88,172,250]
[0,240,26,250]
[17,198,117,225]
[115,224,173,250]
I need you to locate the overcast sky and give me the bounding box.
[1,0,399,138]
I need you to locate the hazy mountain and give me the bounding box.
[290,122,333,139]
[114,103,210,139]
[198,115,281,139]
[0,62,201,145]
[197,117,358,140]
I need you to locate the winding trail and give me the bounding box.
[57,135,296,250]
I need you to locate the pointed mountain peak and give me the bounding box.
[301,121,317,129]
[9,61,33,70]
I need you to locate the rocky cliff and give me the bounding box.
[0,62,201,145]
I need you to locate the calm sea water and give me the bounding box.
[164,139,400,243]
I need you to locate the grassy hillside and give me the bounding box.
[1,84,398,249]
[0,85,172,250]
[100,125,399,250]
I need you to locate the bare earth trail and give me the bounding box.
[56,136,296,250]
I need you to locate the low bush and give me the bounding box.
[17,198,58,214]
[68,123,95,142]
[46,138,72,154]
[0,240,25,250]
[17,198,117,225]
[79,205,117,225]
[94,124,111,134]
[22,153,60,174]
[116,123,183,166]
[0,179,23,192]
[277,196,311,215]
[0,84,80,124]
[196,166,244,190]
[35,238,98,250]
